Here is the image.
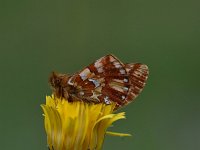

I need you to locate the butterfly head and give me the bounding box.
[49,72,70,98]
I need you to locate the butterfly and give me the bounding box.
[49,54,149,110]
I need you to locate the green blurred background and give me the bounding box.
[0,0,200,149]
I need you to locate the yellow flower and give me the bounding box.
[41,95,131,150]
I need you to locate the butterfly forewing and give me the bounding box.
[66,55,148,109]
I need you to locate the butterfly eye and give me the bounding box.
[55,79,60,84]
[53,78,61,86]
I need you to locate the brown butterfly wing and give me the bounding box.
[122,63,149,108]
[67,55,129,104]
[67,54,149,109]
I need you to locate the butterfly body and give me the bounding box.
[49,54,149,109]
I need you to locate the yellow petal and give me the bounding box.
[106,131,132,137]
[41,95,130,150]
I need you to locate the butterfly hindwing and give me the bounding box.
[124,63,149,106]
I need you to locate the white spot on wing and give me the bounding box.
[104,96,111,104]
[79,91,84,96]
[123,87,129,91]
[120,69,125,74]
[80,68,91,80]
[124,79,128,82]
[126,68,131,72]
[97,67,104,73]
[122,95,126,100]
[88,79,100,88]
[113,62,121,68]
[68,76,75,85]
[94,59,103,68]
